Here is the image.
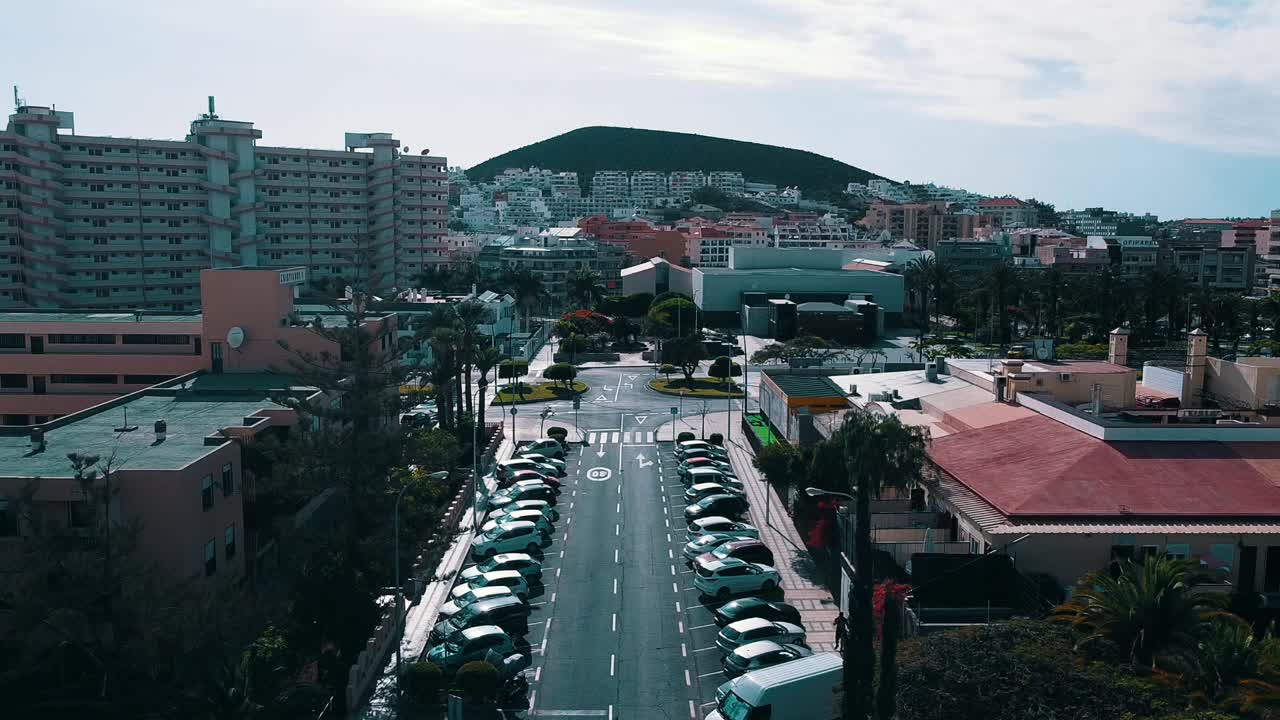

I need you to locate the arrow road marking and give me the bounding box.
[635,453,654,468]
[627,374,638,380]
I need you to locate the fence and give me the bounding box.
[345,599,404,710]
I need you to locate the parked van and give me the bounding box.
[704,652,841,720]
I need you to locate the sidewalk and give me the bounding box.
[356,438,518,719]
[660,411,839,652]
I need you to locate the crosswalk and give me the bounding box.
[587,431,656,444]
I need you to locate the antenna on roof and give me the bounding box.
[13,85,24,111]
[114,406,139,433]
[202,95,218,120]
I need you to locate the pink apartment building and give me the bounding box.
[0,266,394,424]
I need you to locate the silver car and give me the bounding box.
[716,618,807,653]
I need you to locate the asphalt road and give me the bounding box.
[518,367,752,720]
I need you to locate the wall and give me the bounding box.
[1207,357,1280,408]
[1143,363,1187,400]
[694,269,905,315]
[1027,370,1136,408]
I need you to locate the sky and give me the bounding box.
[3,0,1278,219]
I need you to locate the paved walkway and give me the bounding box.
[660,411,839,652]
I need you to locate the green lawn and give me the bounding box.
[744,413,778,447]
[494,381,588,404]
[648,377,744,398]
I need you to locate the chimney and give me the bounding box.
[154,419,167,443]
[1185,329,1208,408]
[1108,326,1130,366]
[1090,383,1103,415]
[29,427,45,453]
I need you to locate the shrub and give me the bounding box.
[455,660,501,704]
[1056,342,1108,360]
[498,360,529,380]
[546,426,569,440]
[708,356,742,384]
[543,362,578,388]
[659,363,676,382]
[403,661,444,706]
[677,431,696,443]
[708,432,724,445]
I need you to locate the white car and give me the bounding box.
[682,534,738,564]
[460,553,543,584]
[482,509,553,537]
[499,457,565,479]
[486,499,559,523]
[687,516,760,542]
[675,442,728,460]
[425,625,515,674]
[471,520,545,559]
[693,558,780,600]
[438,585,514,619]
[716,618,807,653]
[451,570,530,603]
[520,438,566,459]
[516,452,566,474]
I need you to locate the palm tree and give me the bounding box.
[454,300,489,418]
[568,267,606,310]
[905,257,936,333]
[1056,556,1230,669]
[471,346,505,446]
[836,409,929,720]
[428,326,459,429]
[502,267,543,333]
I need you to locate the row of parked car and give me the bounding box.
[669,439,813,679]
[422,438,570,675]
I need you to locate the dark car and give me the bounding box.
[684,482,746,505]
[713,598,802,627]
[430,595,530,643]
[696,539,775,569]
[488,483,557,509]
[684,494,749,522]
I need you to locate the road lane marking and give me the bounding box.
[540,618,552,654]
[665,518,670,528]
[667,533,671,543]
[663,506,668,515]
[668,548,674,560]
[678,620,685,633]
[680,569,694,574]
[529,601,547,607]
[698,670,722,678]
[676,601,682,612]
[559,550,564,559]
[615,523,620,536]
[569,501,574,509]
[673,582,679,593]
[535,666,542,682]
[614,548,619,563]
[556,568,561,578]
[611,432,620,443]
[694,646,718,653]
[670,564,676,576]
[681,642,687,657]
[610,654,616,676]
[616,502,620,513]
[551,592,557,603]
[528,620,546,627]
[567,517,572,525]
[685,669,691,687]
[690,700,697,719]
[612,613,617,632]
[690,622,717,630]
[529,690,536,713]
[613,577,618,594]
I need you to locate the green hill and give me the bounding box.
[465,126,891,195]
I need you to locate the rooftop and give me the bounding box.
[928,414,1280,519]
[764,373,847,399]
[0,310,201,324]
[0,378,306,476]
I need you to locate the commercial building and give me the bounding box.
[0,266,394,424]
[758,372,850,446]
[691,246,904,328]
[935,238,1011,277]
[1166,244,1254,291]
[1,100,447,309]
[620,257,694,297]
[477,231,625,305]
[859,201,978,249]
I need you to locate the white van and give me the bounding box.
[704,652,841,720]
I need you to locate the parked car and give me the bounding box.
[682,466,738,488]
[675,439,720,454]
[682,534,739,564]
[516,452,566,474]
[685,482,746,505]
[716,618,807,653]
[486,499,559,524]
[425,625,515,674]
[687,517,759,542]
[679,457,736,474]
[499,457,565,479]
[705,653,842,720]
[471,520,546,559]
[438,585,515,619]
[487,483,557,510]
[694,558,780,600]
[460,552,543,584]
[520,438,566,459]
[679,448,730,464]
[713,598,801,627]
[481,510,553,537]
[722,641,813,678]
[695,539,775,571]
[499,470,562,491]
[451,570,530,603]
[430,595,531,643]
[685,494,750,522]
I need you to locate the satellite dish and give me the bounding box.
[226,326,246,349]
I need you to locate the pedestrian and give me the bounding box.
[833,611,848,652]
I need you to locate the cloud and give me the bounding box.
[373,0,1280,154]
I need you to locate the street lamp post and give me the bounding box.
[395,469,450,711]
[806,486,857,720]
[540,406,553,437]
[510,406,518,447]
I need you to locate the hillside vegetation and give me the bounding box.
[466,126,889,195]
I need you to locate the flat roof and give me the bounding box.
[0,388,295,476]
[764,373,847,399]
[928,414,1280,519]
[0,310,201,324]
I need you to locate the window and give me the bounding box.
[201,474,214,511]
[225,524,236,559]
[121,334,190,345]
[1,374,27,389]
[123,374,176,385]
[48,333,116,344]
[49,374,117,384]
[221,463,234,496]
[1165,543,1190,560]
[0,498,16,536]
[204,539,217,576]
[68,500,94,528]
[0,333,26,349]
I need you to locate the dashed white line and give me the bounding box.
[612,613,617,632]
[678,620,685,633]
[681,642,688,657]
[614,547,619,563]
[613,577,618,594]
[689,700,697,719]
[551,592,557,603]
[609,705,614,720]
[668,548,674,560]
[666,533,672,543]
[670,564,676,576]
[559,550,565,559]
[675,601,682,612]
[567,517,572,525]
[610,654,616,676]
[615,523,620,536]
[540,618,552,654]
[570,501,575,509]
[664,518,670,528]
[535,666,542,682]
[616,502,620,513]
[684,669,691,687]
[556,567,561,578]
[672,581,679,593]
[530,690,537,713]
[663,505,668,515]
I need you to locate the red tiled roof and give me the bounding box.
[978,198,1026,207]
[927,415,1280,519]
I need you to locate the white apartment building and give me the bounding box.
[1,102,447,309]
[548,172,581,199]
[669,171,707,200]
[866,178,912,203]
[908,182,985,209]
[707,171,745,196]
[629,171,668,200]
[772,213,857,248]
[590,171,630,200]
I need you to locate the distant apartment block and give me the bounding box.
[477,229,625,302]
[860,200,978,249]
[706,171,745,196]
[589,170,631,200]
[0,101,447,309]
[977,197,1036,228]
[772,212,857,248]
[668,171,707,200]
[628,171,668,200]
[548,172,581,199]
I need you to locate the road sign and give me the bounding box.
[670,407,678,415]
[586,467,613,482]
[510,407,518,416]
[573,397,581,410]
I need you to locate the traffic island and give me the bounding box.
[493,380,589,404]
[648,377,743,398]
